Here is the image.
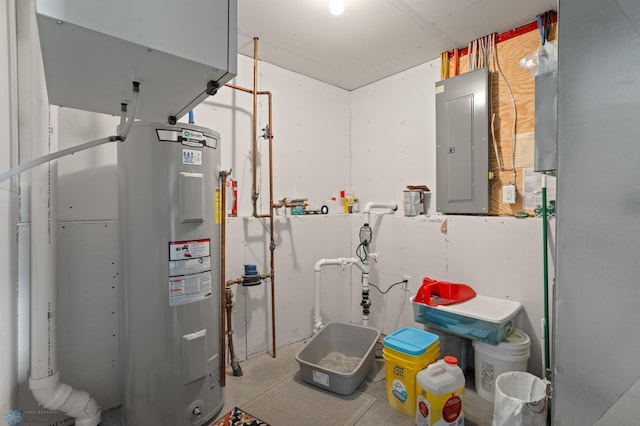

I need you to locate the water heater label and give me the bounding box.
[182,129,204,142]
[168,239,212,306]
[168,272,212,306]
[169,256,211,276]
[169,240,210,260]
[182,149,202,165]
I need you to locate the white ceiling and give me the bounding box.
[237,0,556,90]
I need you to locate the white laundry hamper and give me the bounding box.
[492,371,547,426]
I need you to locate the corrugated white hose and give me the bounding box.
[0,88,139,184]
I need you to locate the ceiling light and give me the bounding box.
[329,0,345,16]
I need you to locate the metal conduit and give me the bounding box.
[219,170,229,387]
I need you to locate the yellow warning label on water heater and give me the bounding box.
[215,187,221,224]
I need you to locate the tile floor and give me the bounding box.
[216,340,495,425]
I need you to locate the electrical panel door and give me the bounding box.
[435,68,489,214]
[534,70,558,174]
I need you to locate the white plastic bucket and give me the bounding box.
[473,329,530,402]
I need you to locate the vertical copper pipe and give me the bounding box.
[253,37,276,357]
[219,171,228,386]
[223,44,277,358]
[252,37,259,216]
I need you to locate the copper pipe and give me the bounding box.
[252,37,259,217]
[223,86,274,97]
[225,83,253,94]
[224,39,277,358]
[219,170,229,386]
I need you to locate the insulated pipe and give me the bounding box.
[28,111,100,426]
[313,258,366,333]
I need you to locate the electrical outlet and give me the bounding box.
[503,184,516,204]
[402,275,411,291]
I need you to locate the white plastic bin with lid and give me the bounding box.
[412,295,522,345]
[473,329,531,402]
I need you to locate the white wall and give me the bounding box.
[350,58,555,377]
[191,54,352,215]
[177,53,353,356]
[351,61,439,213]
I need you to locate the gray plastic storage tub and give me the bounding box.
[296,322,380,395]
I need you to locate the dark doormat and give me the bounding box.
[210,406,271,426]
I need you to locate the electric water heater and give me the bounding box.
[118,122,223,425]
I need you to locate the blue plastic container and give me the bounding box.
[383,328,439,357]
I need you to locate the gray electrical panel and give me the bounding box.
[534,70,558,174]
[436,67,490,214]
